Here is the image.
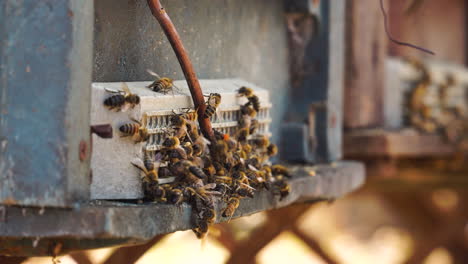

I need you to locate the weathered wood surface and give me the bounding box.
[344,129,455,157]
[0,0,93,207]
[344,0,388,129]
[388,0,466,64]
[0,161,364,256]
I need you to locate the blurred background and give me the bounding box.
[3,0,468,263]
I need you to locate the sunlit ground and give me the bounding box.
[22,194,455,264]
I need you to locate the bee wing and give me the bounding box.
[131,158,148,174]
[203,183,217,190]
[146,69,161,79]
[248,164,259,172]
[159,176,176,184]
[104,87,123,94]
[121,82,131,94]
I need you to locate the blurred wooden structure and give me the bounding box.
[344,0,468,262]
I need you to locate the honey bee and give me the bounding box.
[119,119,149,142]
[131,153,161,184]
[222,196,240,221]
[141,181,166,201]
[203,93,222,119]
[104,82,140,111]
[188,164,208,180]
[249,119,259,135]
[240,104,257,118]
[235,185,255,198]
[166,186,184,205]
[182,142,193,156]
[162,136,188,161]
[267,143,278,157]
[271,164,291,178]
[253,135,269,149]
[274,176,290,201]
[185,183,220,202]
[237,86,260,112]
[236,127,249,143]
[146,69,181,95]
[211,140,229,163]
[171,160,204,187]
[170,112,192,142]
[246,156,261,169]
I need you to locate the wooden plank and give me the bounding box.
[344,0,388,129]
[388,0,466,65]
[0,162,365,256]
[344,129,455,157]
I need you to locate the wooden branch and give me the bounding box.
[69,252,93,264]
[146,0,214,141]
[102,235,166,264]
[291,226,339,264]
[226,204,312,264]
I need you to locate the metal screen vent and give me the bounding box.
[90,79,271,200]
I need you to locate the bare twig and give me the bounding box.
[147,0,214,141]
[380,0,435,55]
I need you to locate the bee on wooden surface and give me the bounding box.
[143,182,166,202]
[235,185,255,199]
[146,69,181,95]
[222,196,240,221]
[166,186,184,205]
[274,176,290,201]
[104,82,140,112]
[185,183,220,202]
[271,164,291,178]
[119,118,149,142]
[203,93,222,119]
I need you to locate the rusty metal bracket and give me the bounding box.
[281,0,345,163]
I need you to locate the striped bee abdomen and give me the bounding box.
[104,95,126,108]
[119,123,140,135]
[203,105,216,119]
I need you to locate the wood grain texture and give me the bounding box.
[344,0,388,129]
[388,0,466,65]
[344,129,455,157]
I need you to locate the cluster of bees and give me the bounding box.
[103,72,291,239]
[405,59,468,145]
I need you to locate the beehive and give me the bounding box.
[90,79,271,199]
